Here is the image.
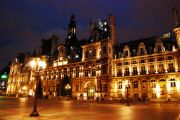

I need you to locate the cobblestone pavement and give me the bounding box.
[0,97,179,120]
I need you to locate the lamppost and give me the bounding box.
[125,80,131,106]
[65,84,71,99]
[28,57,46,117]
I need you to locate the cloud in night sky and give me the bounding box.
[0,0,179,70]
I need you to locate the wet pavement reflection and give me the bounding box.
[0,97,179,120]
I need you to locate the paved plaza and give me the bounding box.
[0,97,179,120]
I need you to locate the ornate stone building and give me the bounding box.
[7,9,180,101]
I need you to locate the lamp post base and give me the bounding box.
[29,110,39,117]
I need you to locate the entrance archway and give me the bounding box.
[87,85,96,98]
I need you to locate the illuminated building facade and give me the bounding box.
[6,8,180,101]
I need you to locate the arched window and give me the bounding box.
[150,80,156,88]
[170,78,176,87]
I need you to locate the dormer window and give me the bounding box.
[155,39,164,53]
[140,48,144,55]
[157,45,162,53]
[124,51,128,57]
[123,45,130,57]
[138,43,147,56]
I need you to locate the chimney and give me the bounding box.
[109,15,116,45]
[172,7,180,27]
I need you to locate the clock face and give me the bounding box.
[1,81,6,90]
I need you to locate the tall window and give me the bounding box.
[124,51,128,57]
[170,78,176,87]
[117,69,122,76]
[133,67,138,75]
[64,68,67,76]
[70,68,73,77]
[125,68,130,76]
[140,48,144,55]
[133,81,138,88]
[157,45,161,53]
[168,63,174,72]
[141,66,146,74]
[159,64,164,73]
[76,67,79,78]
[118,82,122,89]
[149,65,155,74]
[85,70,89,77]
[150,80,156,88]
[92,69,96,76]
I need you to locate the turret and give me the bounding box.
[173,7,180,49]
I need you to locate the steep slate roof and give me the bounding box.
[115,32,177,58]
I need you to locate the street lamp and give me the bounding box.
[125,80,131,106]
[28,57,46,117]
[65,84,71,99]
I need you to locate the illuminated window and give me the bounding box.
[170,78,176,87]
[133,81,138,88]
[141,66,146,74]
[125,68,130,76]
[168,63,174,72]
[64,68,67,76]
[118,82,122,89]
[133,67,138,75]
[149,65,155,74]
[85,70,89,77]
[76,67,79,78]
[150,80,156,88]
[70,68,73,77]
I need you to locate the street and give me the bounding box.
[0,97,179,120]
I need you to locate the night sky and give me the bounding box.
[0,0,179,70]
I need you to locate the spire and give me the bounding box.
[172,7,180,27]
[68,14,76,35]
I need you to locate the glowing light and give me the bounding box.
[22,86,27,90]
[114,83,118,92]
[155,85,161,97]
[75,55,79,58]
[1,74,8,79]
[65,84,71,90]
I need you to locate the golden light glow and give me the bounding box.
[155,84,160,97]
[22,86,27,90]
[65,84,71,90]
[29,58,46,70]
[114,82,118,92]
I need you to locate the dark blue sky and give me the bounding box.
[0,0,179,70]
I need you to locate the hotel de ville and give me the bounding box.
[6,8,180,102]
